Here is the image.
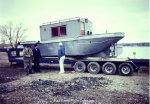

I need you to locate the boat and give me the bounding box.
[20,17,124,58]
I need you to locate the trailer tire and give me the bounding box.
[87,62,100,74]
[119,63,134,76]
[73,61,86,72]
[102,62,116,75]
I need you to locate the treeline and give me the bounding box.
[118,42,150,47]
[0,44,11,48]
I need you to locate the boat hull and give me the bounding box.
[38,33,124,57]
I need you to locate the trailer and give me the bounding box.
[0,48,23,64]
[0,47,149,76]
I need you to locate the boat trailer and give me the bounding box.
[0,48,149,76]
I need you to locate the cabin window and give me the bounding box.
[60,25,67,36]
[51,27,58,37]
[51,25,67,37]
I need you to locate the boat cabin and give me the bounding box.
[40,17,93,41]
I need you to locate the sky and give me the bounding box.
[0,0,149,43]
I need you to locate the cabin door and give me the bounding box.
[80,22,85,35]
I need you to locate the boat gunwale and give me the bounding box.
[40,32,125,44]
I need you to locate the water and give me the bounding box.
[117,46,150,59]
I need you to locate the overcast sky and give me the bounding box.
[0,0,149,43]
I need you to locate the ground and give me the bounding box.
[0,52,149,104]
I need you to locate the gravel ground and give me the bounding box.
[0,52,149,104]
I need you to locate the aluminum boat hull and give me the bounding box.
[38,33,124,57]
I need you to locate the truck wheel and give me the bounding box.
[87,62,100,74]
[102,62,116,75]
[73,61,86,72]
[119,63,134,76]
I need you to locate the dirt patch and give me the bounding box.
[0,79,149,104]
[0,65,25,84]
[0,77,111,97]
[0,52,149,104]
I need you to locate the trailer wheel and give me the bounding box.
[87,62,100,74]
[102,62,116,75]
[73,61,86,72]
[119,63,134,76]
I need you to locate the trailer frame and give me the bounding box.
[0,48,149,76]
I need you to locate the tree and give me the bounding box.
[0,22,27,48]
[0,36,6,48]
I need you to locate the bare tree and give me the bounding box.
[0,36,6,48]
[0,22,27,48]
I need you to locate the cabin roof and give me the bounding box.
[40,17,90,26]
